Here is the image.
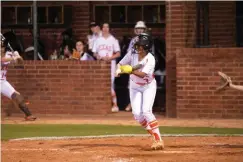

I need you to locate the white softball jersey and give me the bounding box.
[119,51,156,87]
[1,51,16,99]
[92,35,120,58]
[92,35,121,89]
[88,32,102,50]
[119,51,157,123]
[1,51,13,81]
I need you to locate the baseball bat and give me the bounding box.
[132,63,143,71]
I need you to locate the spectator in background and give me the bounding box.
[87,22,102,53]
[59,28,75,59]
[92,23,121,112]
[72,40,94,61]
[63,45,73,60]
[127,21,147,53]
[50,49,58,60]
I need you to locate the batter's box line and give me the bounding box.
[9,134,243,141]
[1,148,196,154]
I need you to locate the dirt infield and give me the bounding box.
[2,136,243,162]
[2,112,243,128]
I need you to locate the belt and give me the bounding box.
[131,75,155,86]
[134,82,147,86]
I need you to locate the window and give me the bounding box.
[38,7,47,23]
[48,6,63,24]
[95,6,109,23]
[111,6,125,23]
[2,7,16,24]
[144,5,159,23]
[17,7,32,24]
[94,4,165,27]
[196,1,209,47]
[159,5,166,23]
[236,2,243,47]
[127,6,142,23]
[2,5,71,28]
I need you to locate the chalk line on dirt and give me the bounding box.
[1,148,196,154]
[3,148,243,155]
[9,134,243,141]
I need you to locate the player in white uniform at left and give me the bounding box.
[116,33,164,150]
[92,23,121,112]
[1,39,36,121]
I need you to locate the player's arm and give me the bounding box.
[110,51,120,60]
[1,51,21,63]
[1,56,15,63]
[93,53,101,60]
[131,70,147,78]
[110,39,121,60]
[224,75,243,91]
[230,83,243,91]
[132,57,155,78]
[119,50,132,66]
[92,39,101,60]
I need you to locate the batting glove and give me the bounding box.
[120,65,133,74]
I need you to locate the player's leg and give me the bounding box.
[125,103,132,111]
[111,88,119,112]
[111,61,119,112]
[125,80,132,111]
[130,87,152,135]
[1,81,36,121]
[142,80,164,150]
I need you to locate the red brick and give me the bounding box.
[176,48,243,118]
[3,61,111,115]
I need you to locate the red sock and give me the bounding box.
[148,120,162,141]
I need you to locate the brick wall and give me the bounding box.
[181,1,236,48]
[166,1,237,117]
[165,1,187,117]
[176,48,243,118]
[209,1,236,47]
[1,61,111,115]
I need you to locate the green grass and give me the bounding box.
[1,124,243,141]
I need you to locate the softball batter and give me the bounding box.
[1,38,36,121]
[125,21,147,112]
[116,33,164,150]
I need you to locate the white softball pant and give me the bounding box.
[129,79,157,123]
[1,80,16,99]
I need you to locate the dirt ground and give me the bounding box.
[2,137,243,162]
[2,112,243,128]
[2,113,243,162]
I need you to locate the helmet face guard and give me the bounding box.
[135,40,150,51]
